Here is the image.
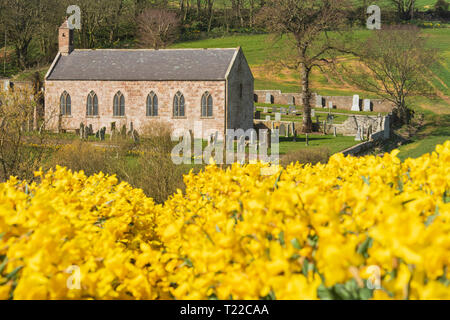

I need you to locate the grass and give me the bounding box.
[278,134,360,155]
[397,112,450,161]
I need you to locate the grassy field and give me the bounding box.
[172,28,449,159]
[5,25,449,160]
[171,29,449,104]
[278,134,359,155]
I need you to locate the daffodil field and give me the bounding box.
[0,141,449,300]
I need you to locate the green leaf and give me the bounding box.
[444,191,450,204]
[291,238,302,250]
[344,279,359,299]
[334,284,352,300]
[208,293,218,300]
[0,232,5,240]
[273,170,283,190]
[290,254,301,261]
[358,288,373,300]
[6,266,23,281]
[357,237,373,258]
[397,177,404,192]
[203,230,215,245]
[278,231,285,247]
[425,205,440,227]
[181,257,193,268]
[262,289,276,300]
[0,257,8,275]
[302,260,309,276]
[361,176,370,186]
[317,284,334,300]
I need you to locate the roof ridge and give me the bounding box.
[73,48,239,52]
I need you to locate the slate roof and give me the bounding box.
[46,48,239,81]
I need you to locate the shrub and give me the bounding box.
[280,147,330,167]
[50,140,111,176]
[0,142,449,299]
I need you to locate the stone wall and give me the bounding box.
[227,49,255,133]
[254,90,394,113]
[1,79,34,92]
[45,80,228,139]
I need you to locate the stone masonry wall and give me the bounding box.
[254,90,394,113]
[227,49,255,133]
[44,80,227,139]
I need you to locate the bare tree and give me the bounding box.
[137,9,180,49]
[257,0,349,132]
[0,87,53,182]
[0,0,40,69]
[389,0,416,20]
[341,26,438,125]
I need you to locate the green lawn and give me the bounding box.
[278,134,359,155]
[397,113,450,161]
[171,29,449,105]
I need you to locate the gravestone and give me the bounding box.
[363,99,371,112]
[88,124,93,136]
[121,124,127,138]
[288,96,295,105]
[327,114,334,124]
[328,101,333,110]
[316,95,323,108]
[83,126,89,140]
[132,130,139,142]
[265,93,272,104]
[333,127,337,137]
[79,123,85,140]
[275,113,281,122]
[351,95,360,111]
[263,107,268,113]
[279,124,286,137]
[3,80,10,91]
[260,130,271,149]
[311,109,316,118]
[288,106,295,114]
[255,111,261,120]
[316,115,320,124]
[265,115,271,121]
[100,127,106,141]
[280,107,287,115]
[323,120,327,134]
[384,116,390,139]
[355,127,362,141]
[272,106,277,114]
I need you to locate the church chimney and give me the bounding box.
[59,20,74,56]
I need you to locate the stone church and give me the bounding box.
[45,21,254,139]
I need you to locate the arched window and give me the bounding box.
[201,92,213,117]
[173,91,185,117]
[146,91,158,117]
[86,91,98,116]
[60,91,71,116]
[113,91,125,116]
